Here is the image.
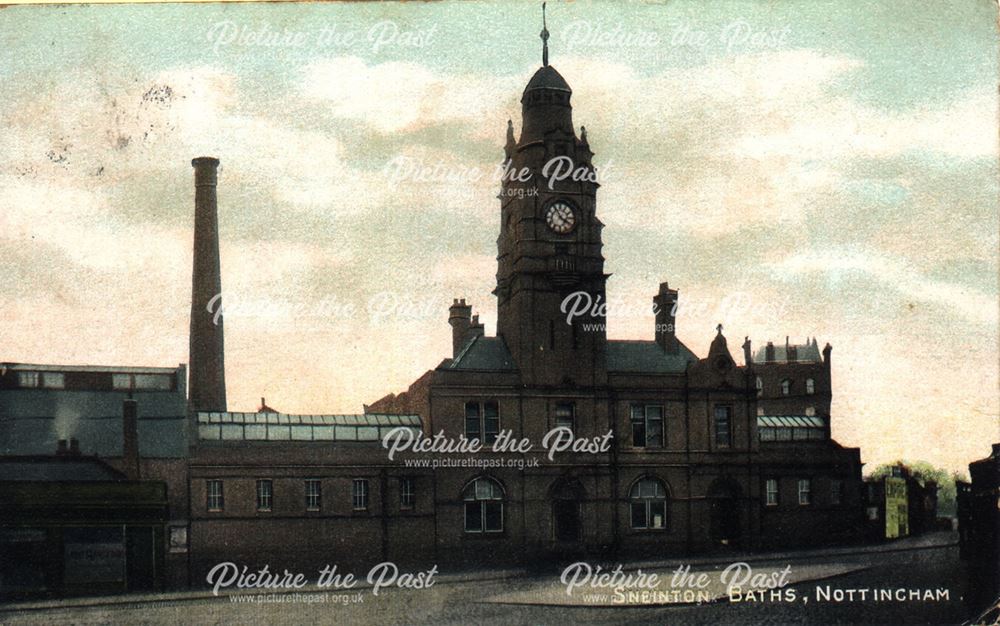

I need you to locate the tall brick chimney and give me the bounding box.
[448,299,472,357]
[652,282,679,354]
[188,157,227,413]
[122,399,140,480]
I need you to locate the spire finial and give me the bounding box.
[540,2,550,67]
[716,323,724,335]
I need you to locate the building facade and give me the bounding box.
[956,444,1000,614]
[182,48,864,574]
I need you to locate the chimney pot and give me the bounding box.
[56,439,68,456]
[69,438,80,456]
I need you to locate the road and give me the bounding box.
[0,535,982,625]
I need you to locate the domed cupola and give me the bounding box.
[519,3,575,144]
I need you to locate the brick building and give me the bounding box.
[0,363,189,592]
[3,24,869,589]
[184,32,865,570]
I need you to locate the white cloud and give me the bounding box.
[768,248,997,326]
[298,56,521,135]
[734,87,997,160]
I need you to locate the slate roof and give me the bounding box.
[447,335,698,374]
[606,340,697,374]
[448,336,517,371]
[524,65,572,93]
[0,456,126,482]
[0,416,187,458]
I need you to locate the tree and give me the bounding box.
[867,460,964,518]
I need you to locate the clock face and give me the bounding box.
[545,201,576,234]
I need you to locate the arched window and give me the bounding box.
[629,478,667,530]
[755,376,763,397]
[806,378,815,395]
[781,379,791,396]
[462,477,504,533]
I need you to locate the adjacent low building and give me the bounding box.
[0,362,191,589]
[0,446,169,599]
[863,464,939,542]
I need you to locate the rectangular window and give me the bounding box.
[714,405,732,448]
[465,500,483,532]
[17,371,39,388]
[630,501,647,528]
[798,479,811,506]
[168,526,189,553]
[483,402,499,444]
[42,372,65,389]
[206,480,224,511]
[464,500,504,533]
[630,500,666,530]
[631,404,663,448]
[554,402,575,432]
[465,401,500,445]
[112,374,132,390]
[305,479,322,511]
[484,500,503,532]
[464,402,480,440]
[831,479,843,505]
[352,479,369,511]
[134,373,172,390]
[256,479,273,512]
[400,477,415,509]
[631,405,646,447]
[766,479,779,506]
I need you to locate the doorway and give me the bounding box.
[550,478,585,543]
[708,479,741,547]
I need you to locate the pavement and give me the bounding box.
[0,532,960,614]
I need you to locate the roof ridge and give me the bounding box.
[450,333,484,368]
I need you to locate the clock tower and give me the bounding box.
[494,11,608,388]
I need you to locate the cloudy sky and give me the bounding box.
[1,1,996,474]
